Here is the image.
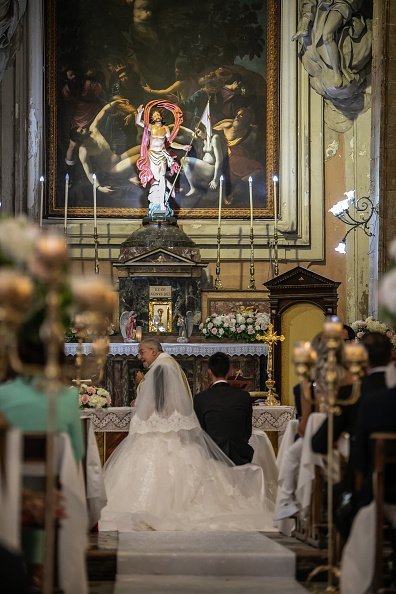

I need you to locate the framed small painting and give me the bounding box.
[46,0,280,219]
[149,300,172,333]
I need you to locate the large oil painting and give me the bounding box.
[46,0,279,219]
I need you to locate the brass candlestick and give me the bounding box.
[247,228,256,290]
[273,229,279,277]
[94,227,99,275]
[292,319,367,593]
[256,322,285,406]
[214,226,222,290]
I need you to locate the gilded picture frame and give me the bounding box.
[45,0,280,220]
[149,300,172,333]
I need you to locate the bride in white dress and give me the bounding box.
[99,339,274,532]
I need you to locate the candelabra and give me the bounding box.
[329,191,378,254]
[293,318,367,592]
[247,228,256,290]
[0,270,34,381]
[0,233,116,594]
[71,276,116,386]
[214,226,222,289]
[256,322,285,406]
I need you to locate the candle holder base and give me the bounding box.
[263,379,280,406]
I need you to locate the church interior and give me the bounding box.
[1,0,396,592]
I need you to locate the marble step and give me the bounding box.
[114,575,308,593]
[117,531,296,577]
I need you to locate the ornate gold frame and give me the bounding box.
[148,300,172,333]
[46,0,280,220]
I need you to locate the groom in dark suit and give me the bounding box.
[194,352,253,465]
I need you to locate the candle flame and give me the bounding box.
[40,176,44,182]
[272,175,278,182]
[65,173,69,181]
[248,176,252,184]
[220,175,224,182]
[92,173,97,181]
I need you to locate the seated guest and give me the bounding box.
[311,332,390,455]
[194,352,253,465]
[274,332,349,521]
[342,324,356,343]
[310,332,391,538]
[0,336,84,462]
[0,335,85,592]
[353,385,396,509]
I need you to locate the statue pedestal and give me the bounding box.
[113,220,208,337]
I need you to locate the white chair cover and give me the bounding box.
[57,434,89,594]
[340,501,375,594]
[85,420,107,528]
[273,419,299,536]
[249,428,278,504]
[0,427,22,551]
[295,412,327,514]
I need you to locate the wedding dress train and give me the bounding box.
[99,353,274,532]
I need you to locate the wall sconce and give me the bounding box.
[329,190,377,254]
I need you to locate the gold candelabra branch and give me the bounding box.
[247,227,256,290]
[94,227,99,275]
[214,226,222,290]
[92,336,110,384]
[256,322,285,406]
[292,317,367,593]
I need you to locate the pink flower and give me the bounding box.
[236,327,243,333]
[387,330,394,338]
[207,322,214,329]
[81,394,89,404]
[211,327,218,334]
[87,386,96,394]
[357,331,365,339]
[247,327,255,334]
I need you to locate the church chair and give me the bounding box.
[23,432,62,593]
[371,432,396,594]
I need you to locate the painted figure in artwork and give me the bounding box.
[136,100,191,218]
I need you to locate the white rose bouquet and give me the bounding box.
[199,312,270,342]
[79,384,112,409]
[351,316,396,348]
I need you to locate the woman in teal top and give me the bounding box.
[0,376,84,462]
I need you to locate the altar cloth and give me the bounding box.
[81,405,295,444]
[66,342,269,357]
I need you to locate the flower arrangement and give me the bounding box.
[199,310,270,342]
[351,316,396,348]
[79,384,111,409]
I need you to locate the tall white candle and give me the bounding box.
[272,175,278,228]
[92,173,97,230]
[64,173,69,233]
[218,175,224,228]
[39,176,44,228]
[248,176,253,229]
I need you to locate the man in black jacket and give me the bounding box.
[312,331,391,455]
[194,352,253,465]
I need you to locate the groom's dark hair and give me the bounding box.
[208,352,230,378]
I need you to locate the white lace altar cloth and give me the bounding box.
[81,405,295,444]
[65,342,268,357]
